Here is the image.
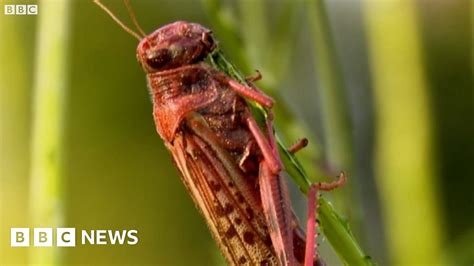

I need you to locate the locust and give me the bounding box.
[94,1,346,265]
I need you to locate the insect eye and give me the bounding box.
[146,48,172,70]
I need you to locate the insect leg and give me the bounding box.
[288,138,309,154]
[246,115,281,175]
[227,79,274,108]
[263,111,278,153]
[245,70,262,83]
[304,172,347,265]
[259,162,296,266]
[262,112,287,172]
[260,111,307,158]
[238,140,254,171]
[153,89,218,142]
[305,184,318,266]
[315,171,347,191]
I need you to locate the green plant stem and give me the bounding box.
[29,0,70,264]
[237,0,269,74]
[365,0,444,264]
[0,10,33,266]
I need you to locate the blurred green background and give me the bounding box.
[0,0,472,265]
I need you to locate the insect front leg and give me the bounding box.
[226,79,274,108]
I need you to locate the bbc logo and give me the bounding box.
[4,5,38,15]
[11,228,75,247]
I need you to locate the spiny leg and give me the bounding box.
[304,172,347,266]
[248,107,298,265]
[305,184,318,266]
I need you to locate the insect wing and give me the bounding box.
[166,117,278,265]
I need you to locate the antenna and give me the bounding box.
[93,0,143,41]
[124,0,146,38]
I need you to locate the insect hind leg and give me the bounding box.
[304,172,347,266]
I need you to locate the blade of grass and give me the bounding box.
[237,0,269,74]
[0,9,35,266]
[364,0,444,264]
[306,0,353,173]
[267,0,299,88]
[200,0,249,72]
[29,0,70,264]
